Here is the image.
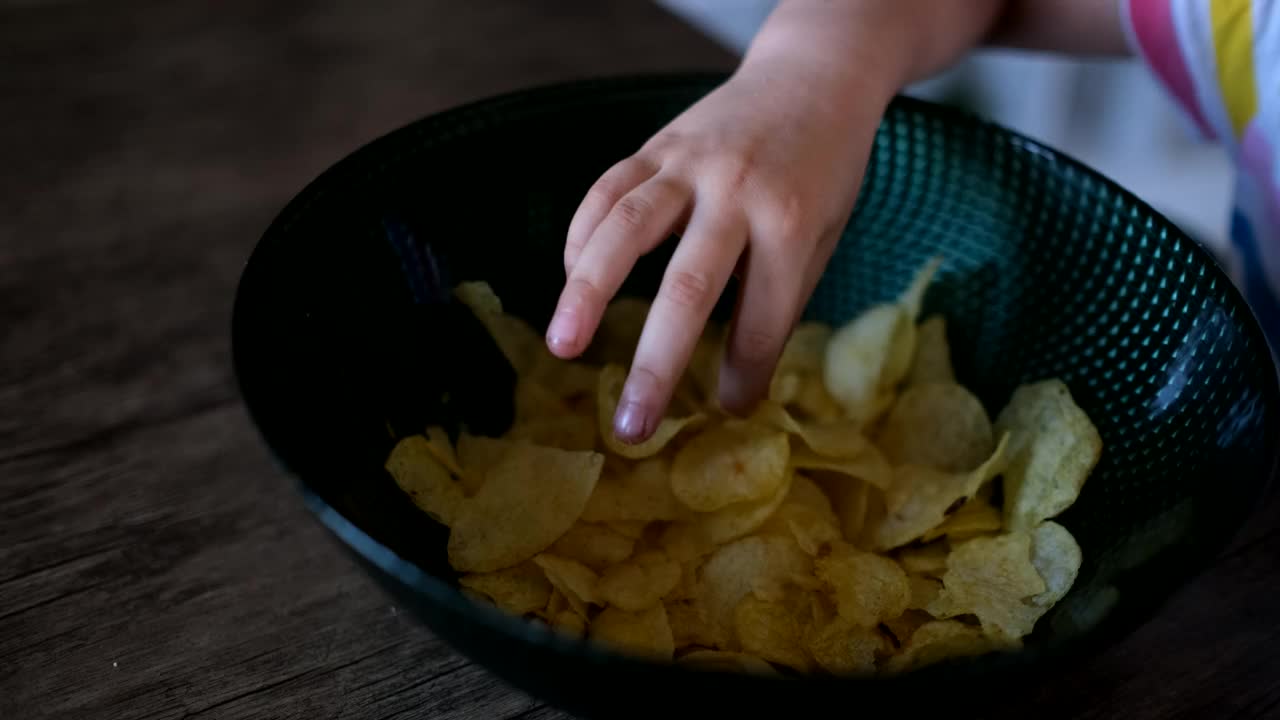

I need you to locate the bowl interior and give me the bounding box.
[232,74,1279,716]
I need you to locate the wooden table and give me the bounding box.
[2,2,1277,718]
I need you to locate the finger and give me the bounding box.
[614,207,747,443]
[717,246,802,416]
[547,175,691,358]
[564,158,658,274]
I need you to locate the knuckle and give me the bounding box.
[732,326,783,367]
[611,194,655,231]
[565,275,605,306]
[663,269,715,311]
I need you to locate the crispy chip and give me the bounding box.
[905,315,955,387]
[823,258,939,421]
[733,591,813,671]
[514,379,571,420]
[423,426,463,475]
[804,617,887,675]
[581,455,685,525]
[507,414,597,452]
[885,619,1021,674]
[994,380,1103,532]
[533,554,600,618]
[597,551,682,611]
[459,561,552,616]
[455,433,515,495]
[870,434,1009,550]
[906,574,943,610]
[597,364,705,459]
[816,477,871,545]
[696,535,813,649]
[607,519,649,541]
[790,445,892,491]
[666,598,718,649]
[815,542,910,628]
[895,541,950,577]
[920,496,1003,543]
[549,522,636,571]
[454,281,543,373]
[386,435,466,526]
[591,297,650,365]
[680,470,795,550]
[753,402,879,460]
[875,383,995,472]
[671,420,790,512]
[550,609,587,638]
[677,650,779,675]
[589,604,674,660]
[928,532,1048,638]
[756,475,842,556]
[528,355,599,402]
[1030,521,1082,609]
[447,444,603,572]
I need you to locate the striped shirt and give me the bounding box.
[1125,0,1279,355]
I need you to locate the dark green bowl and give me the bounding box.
[231,74,1279,719]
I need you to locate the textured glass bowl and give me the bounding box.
[232,74,1279,719]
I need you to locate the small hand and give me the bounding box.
[545,59,891,443]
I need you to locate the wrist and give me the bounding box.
[739,0,916,106]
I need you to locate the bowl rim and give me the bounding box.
[231,71,1280,693]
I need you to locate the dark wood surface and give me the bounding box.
[1,1,1277,718]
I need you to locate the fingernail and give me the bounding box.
[613,371,658,443]
[546,309,578,354]
[613,401,651,444]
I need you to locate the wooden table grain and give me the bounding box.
[1,2,1277,719]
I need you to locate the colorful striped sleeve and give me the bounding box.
[1123,0,1276,154]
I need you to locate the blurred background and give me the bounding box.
[658,0,1235,259]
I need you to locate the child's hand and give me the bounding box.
[545,55,895,443]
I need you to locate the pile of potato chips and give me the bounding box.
[385,258,1103,676]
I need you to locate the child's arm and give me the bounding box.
[548,0,1129,443]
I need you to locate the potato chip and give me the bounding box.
[591,297,650,365]
[447,444,603,572]
[666,599,718,649]
[597,364,705,459]
[823,258,939,422]
[927,532,1047,638]
[455,433,516,495]
[752,401,877,460]
[528,354,599,402]
[870,434,1008,550]
[459,561,551,616]
[733,592,813,671]
[533,554,600,618]
[549,522,636,571]
[514,378,571,420]
[507,413,597,452]
[597,551,682,611]
[607,519,650,541]
[581,455,686,525]
[677,650,778,675]
[423,426,463,475]
[875,383,995,472]
[454,281,543,373]
[790,445,891,491]
[550,609,587,638]
[920,496,1003,543]
[905,315,955,387]
[756,475,842,556]
[815,476,870,544]
[386,435,467,526]
[906,574,943,610]
[994,380,1103,532]
[804,617,887,675]
[671,420,790,512]
[895,541,949,577]
[884,619,1020,674]
[589,604,674,660]
[769,322,832,407]
[696,535,813,649]
[815,542,910,628]
[695,470,795,547]
[1029,521,1082,609]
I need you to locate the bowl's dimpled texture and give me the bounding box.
[233,75,1279,719]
